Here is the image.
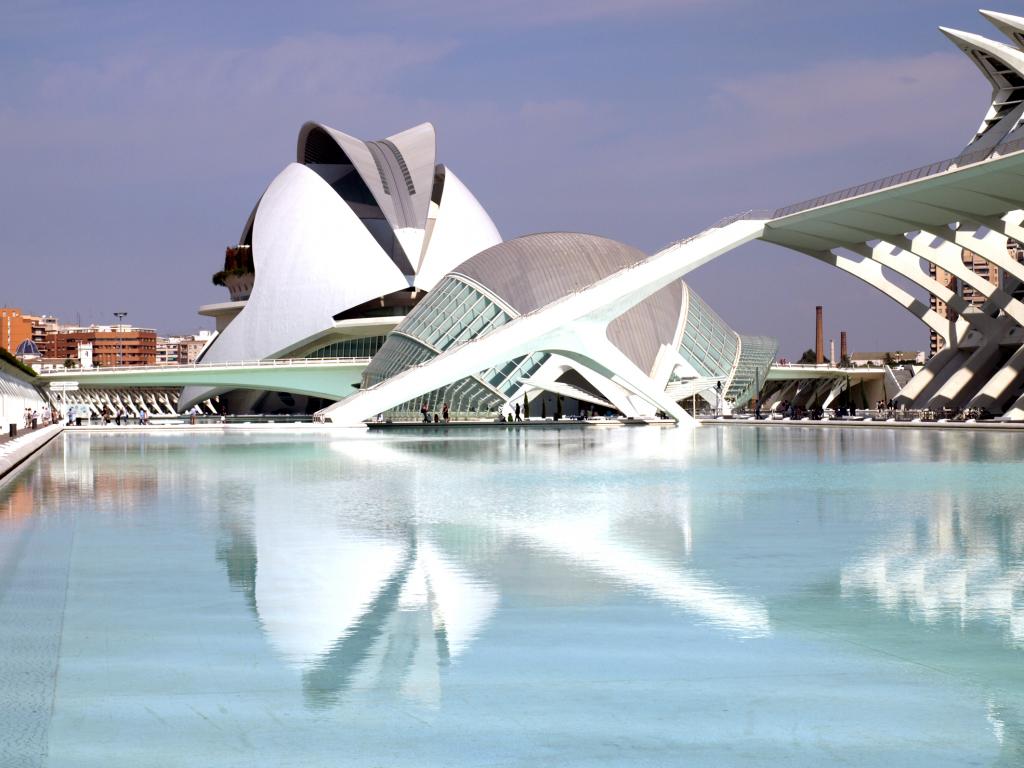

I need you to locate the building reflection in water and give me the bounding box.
[207,433,771,711]
[0,435,161,526]
[841,490,1024,646]
[840,488,1024,761]
[504,513,769,638]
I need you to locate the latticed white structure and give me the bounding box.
[0,362,47,431]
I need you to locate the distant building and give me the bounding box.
[156,331,215,366]
[929,241,1024,355]
[44,325,157,367]
[0,308,34,354]
[156,337,181,366]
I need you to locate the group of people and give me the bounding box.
[874,399,899,415]
[21,407,48,429]
[420,402,450,423]
[413,400,621,423]
[97,405,150,425]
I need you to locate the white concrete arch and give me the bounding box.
[800,247,957,347]
[895,230,1024,328]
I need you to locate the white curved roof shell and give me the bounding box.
[183,122,501,407]
[414,167,501,290]
[200,162,409,364]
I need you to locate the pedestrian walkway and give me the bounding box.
[0,425,63,482]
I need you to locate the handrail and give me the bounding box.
[771,136,1024,219]
[40,356,372,377]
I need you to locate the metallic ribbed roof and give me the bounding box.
[454,232,683,375]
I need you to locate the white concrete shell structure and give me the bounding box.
[180,121,500,411]
[67,7,1024,423]
[320,222,774,426]
[318,9,1024,425]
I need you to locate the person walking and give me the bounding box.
[442,403,450,422]
[514,402,522,422]
[420,402,430,423]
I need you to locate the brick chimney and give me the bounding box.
[815,306,824,365]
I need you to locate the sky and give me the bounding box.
[0,0,1004,357]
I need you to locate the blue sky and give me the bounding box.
[0,0,1003,356]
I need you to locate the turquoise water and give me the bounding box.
[1,426,1023,767]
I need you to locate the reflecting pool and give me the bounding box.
[2,426,1023,766]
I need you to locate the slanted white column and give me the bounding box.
[926,341,1004,410]
[897,232,1024,328]
[821,379,847,409]
[803,248,955,348]
[967,343,1024,412]
[909,348,968,408]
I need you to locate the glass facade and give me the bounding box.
[305,336,387,359]
[677,288,740,381]
[382,377,505,421]
[727,335,778,405]
[362,277,535,419]
[398,277,513,352]
[362,334,436,387]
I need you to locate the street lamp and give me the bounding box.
[113,312,127,367]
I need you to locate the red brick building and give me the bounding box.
[44,325,157,367]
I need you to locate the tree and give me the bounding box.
[63,357,77,369]
[798,348,830,364]
[883,352,896,366]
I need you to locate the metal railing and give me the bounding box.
[771,136,1024,219]
[41,356,372,377]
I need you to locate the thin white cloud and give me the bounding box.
[707,51,986,159]
[364,0,713,26]
[1,33,453,181]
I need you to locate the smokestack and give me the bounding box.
[829,339,835,366]
[840,330,848,361]
[815,306,824,365]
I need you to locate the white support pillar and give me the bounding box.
[967,344,1024,413]
[845,241,986,336]
[802,248,956,347]
[910,348,968,409]
[897,231,1024,328]
[926,341,1004,411]
[1002,388,1024,420]
[821,379,846,409]
[950,225,1024,288]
